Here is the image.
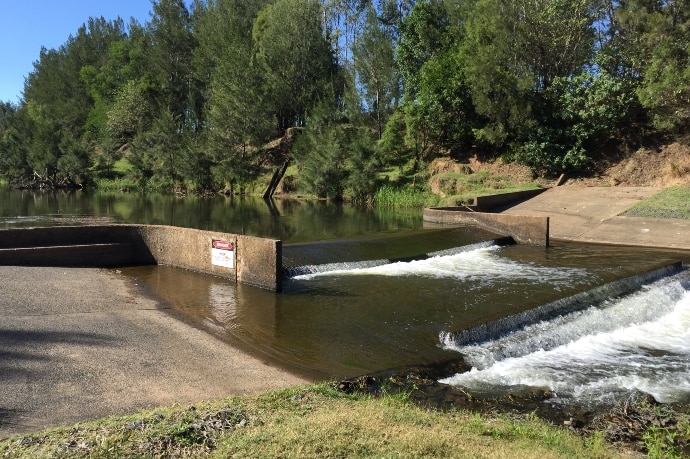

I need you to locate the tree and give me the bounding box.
[129,0,200,189]
[414,47,478,157]
[0,103,32,182]
[253,0,338,131]
[634,0,690,131]
[292,101,350,199]
[353,5,401,139]
[196,0,273,192]
[396,0,450,100]
[460,0,598,148]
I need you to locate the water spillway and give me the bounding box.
[439,261,685,348]
[120,235,690,407]
[282,227,513,278]
[440,265,690,408]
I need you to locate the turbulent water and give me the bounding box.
[290,244,690,408]
[291,244,588,288]
[440,270,690,408]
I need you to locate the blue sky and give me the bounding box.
[0,1,160,104]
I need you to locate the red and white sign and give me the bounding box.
[211,239,235,268]
[212,240,234,250]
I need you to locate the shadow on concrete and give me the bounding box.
[0,329,118,376]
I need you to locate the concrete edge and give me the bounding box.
[423,208,550,246]
[0,225,283,291]
[446,261,686,346]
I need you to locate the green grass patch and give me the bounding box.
[112,157,133,175]
[0,383,624,459]
[623,185,690,219]
[92,177,138,192]
[374,184,440,208]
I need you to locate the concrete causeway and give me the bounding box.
[0,266,308,439]
[502,186,690,251]
[1,186,689,439]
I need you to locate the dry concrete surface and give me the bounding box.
[503,186,690,250]
[0,266,308,439]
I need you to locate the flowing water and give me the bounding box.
[2,188,690,411]
[440,269,690,408]
[124,241,690,412]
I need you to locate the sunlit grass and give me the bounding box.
[374,184,439,208]
[0,383,623,459]
[431,170,541,207]
[623,185,690,219]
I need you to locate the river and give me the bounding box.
[2,188,689,412]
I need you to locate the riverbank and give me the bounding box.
[1,382,630,459]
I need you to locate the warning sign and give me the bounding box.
[211,239,235,268]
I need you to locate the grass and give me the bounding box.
[0,383,624,459]
[373,164,543,209]
[623,185,690,219]
[91,157,138,192]
[374,184,440,208]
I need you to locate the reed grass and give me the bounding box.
[374,184,439,208]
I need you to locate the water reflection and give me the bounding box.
[0,188,423,242]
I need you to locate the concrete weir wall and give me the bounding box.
[0,225,282,291]
[423,208,550,246]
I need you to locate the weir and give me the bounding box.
[440,265,690,406]
[440,261,687,348]
[284,237,514,278]
[0,225,509,291]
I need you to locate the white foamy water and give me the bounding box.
[291,245,587,287]
[440,274,690,406]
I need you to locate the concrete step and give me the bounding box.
[0,243,134,267]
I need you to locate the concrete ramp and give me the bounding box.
[501,186,690,250]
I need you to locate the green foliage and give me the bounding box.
[2,0,690,194]
[346,129,382,205]
[379,109,413,171]
[374,184,438,208]
[637,18,690,131]
[292,113,349,199]
[253,0,337,131]
[353,5,400,139]
[0,103,32,182]
[396,0,450,100]
[199,0,273,192]
[514,129,591,176]
[414,47,477,158]
[106,80,153,143]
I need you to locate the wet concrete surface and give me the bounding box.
[0,266,308,439]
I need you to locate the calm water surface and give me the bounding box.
[2,188,689,409]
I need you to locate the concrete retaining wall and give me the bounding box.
[423,208,550,246]
[0,225,283,291]
[473,188,547,211]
